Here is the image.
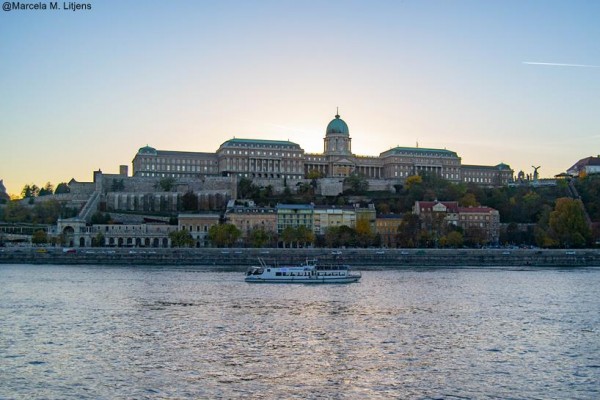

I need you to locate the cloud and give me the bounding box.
[523,61,600,68]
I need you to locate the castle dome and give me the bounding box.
[138,145,157,155]
[326,113,349,136]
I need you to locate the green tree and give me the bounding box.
[281,226,296,248]
[344,173,369,194]
[549,198,591,248]
[91,211,111,225]
[38,182,54,196]
[157,177,176,192]
[92,232,105,247]
[248,228,271,248]
[31,229,48,245]
[32,199,63,224]
[169,229,195,247]
[459,193,479,207]
[4,201,31,223]
[295,225,315,248]
[237,177,259,199]
[21,184,39,199]
[444,231,464,248]
[181,191,198,211]
[307,170,323,179]
[208,224,241,247]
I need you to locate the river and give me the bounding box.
[1,264,599,399]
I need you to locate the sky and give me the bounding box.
[1,0,599,195]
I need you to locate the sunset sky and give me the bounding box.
[1,0,599,195]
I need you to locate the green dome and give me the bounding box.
[138,145,157,155]
[326,113,349,136]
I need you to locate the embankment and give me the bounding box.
[1,248,599,269]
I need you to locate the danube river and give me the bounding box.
[1,265,599,399]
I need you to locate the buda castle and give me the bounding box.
[132,113,512,188]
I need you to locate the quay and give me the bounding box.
[1,248,599,269]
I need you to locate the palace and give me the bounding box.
[132,112,513,187]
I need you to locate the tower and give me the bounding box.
[324,111,351,155]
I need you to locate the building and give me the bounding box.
[54,218,177,248]
[458,206,500,244]
[131,112,513,188]
[313,205,356,235]
[376,214,404,248]
[178,213,221,247]
[413,200,500,244]
[276,204,314,233]
[567,156,600,177]
[225,203,277,238]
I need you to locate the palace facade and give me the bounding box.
[132,113,513,187]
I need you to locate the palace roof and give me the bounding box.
[219,138,301,149]
[380,147,458,158]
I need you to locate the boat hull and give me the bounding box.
[245,276,361,284]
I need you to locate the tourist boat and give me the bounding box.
[245,258,361,284]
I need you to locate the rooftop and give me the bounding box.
[220,138,301,149]
[381,147,459,158]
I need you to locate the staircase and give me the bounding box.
[78,191,101,222]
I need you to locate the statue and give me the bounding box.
[532,166,540,181]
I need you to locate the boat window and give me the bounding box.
[267,269,270,272]
[275,272,282,276]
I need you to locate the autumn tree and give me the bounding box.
[548,198,591,248]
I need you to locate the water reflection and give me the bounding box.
[1,265,599,399]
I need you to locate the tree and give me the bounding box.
[307,170,323,180]
[248,228,271,248]
[396,213,420,248]
[92,232,105,247]
[345,173,368,194]
[181,191,198,211]
[237,177,259,199]
[459,193,479,207]
[21,184,39,199]
[281,226,296,248]
[404,175,422,189]
[548,198,591,248]
[295,225,315,248]
[38,182,54,196]
[157,177,176,192]
[31,229,48,245]
[4,201,31,223]
[444,231,464,248]
[208,224,241,247]
[169,230,195,247]
[32,199,63,224]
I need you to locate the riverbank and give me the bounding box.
[1,247,599,268]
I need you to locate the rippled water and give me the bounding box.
[1,265,599,399]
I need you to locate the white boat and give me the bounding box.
[245,258,361,284]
